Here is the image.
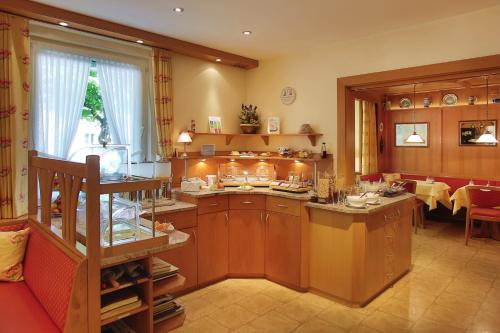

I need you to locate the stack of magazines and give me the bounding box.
[101,289,142,321]
[152,257,179,281]
[153,294,184,324]
[102,320,137,333]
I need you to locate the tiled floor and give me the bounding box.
[172,221,500,333]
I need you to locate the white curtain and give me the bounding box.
[96,59,143,161]
[33,49,90,158]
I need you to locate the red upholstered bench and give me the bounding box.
[0,223,78,333]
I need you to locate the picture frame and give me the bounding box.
[208,116,222,134]
[459,120,497,146]
[267,117,280,134]
[394,122,429,147]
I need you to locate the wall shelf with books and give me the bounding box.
[190,132,323,146]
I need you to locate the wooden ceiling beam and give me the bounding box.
[0,0,259,69]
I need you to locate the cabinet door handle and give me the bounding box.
[224,212,229,223]
[192,229,197,242]
[209,202,219,206]
[265,214,270,223]
[242,201,253,204]
[260,211,263,223]
[277,204,288,208]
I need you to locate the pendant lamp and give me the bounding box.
[405,84,425,144]
[475,76,498,144]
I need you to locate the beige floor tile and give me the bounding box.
[249,310,300,333]
[177,287,212,303]
[349,325,381,333]
[317,305,365,330]
[208,304,258,330]
[362,310,413,333]
[444,278,492,302]
[182,297,220,320]
[294,317,346,333]
[231,324,261,333]
[274,298,323,323]
[434,292,482,313]
[237,293,282,315]
[171,316,229,333]
[420,303,475,330]
[262,284,302,303]
[378,297,430,322]
[297,292,336,309]
[469,310,500,333]
[410,319,465,333]
[202,288,246,308]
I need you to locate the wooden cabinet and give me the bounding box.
[197,211,229,285]
[228,210,265,276]
[265,211,301,287]
[156,227,198,292]
[266,196,301,216]
[197,196,228,215]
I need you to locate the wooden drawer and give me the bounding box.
[156,209,197,229]
[197,195,229,215]
[266,196,301,217]
[229,194,266,210]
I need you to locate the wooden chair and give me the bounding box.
[393,179,425,233]
[465,185,500,245]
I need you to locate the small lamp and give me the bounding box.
[177,132,192,158]
[476,76,498,144]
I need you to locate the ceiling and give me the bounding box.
[34,0,500,60]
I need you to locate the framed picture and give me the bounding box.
[267,117,280,134]
[208,116,222,134]
[459,120,497,146]
[394,123,429,147]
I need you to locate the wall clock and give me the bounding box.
[280,86,296,105]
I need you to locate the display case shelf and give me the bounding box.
[175,153,333,162]
[153,312,186,333]
[191,132,323,146]
[153,274,186,297]
[100,277,150,296]
[101,304,149,326]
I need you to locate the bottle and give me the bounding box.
[321,142,327,158]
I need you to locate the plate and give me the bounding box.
[442,93,458,106]
[399,97,412,108]
[346,203,367,209]
[367,200,381,206]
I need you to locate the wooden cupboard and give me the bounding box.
[156,227,198,292]
[197,211,229,285]
[265,211,301,287]
[228,210,265,276]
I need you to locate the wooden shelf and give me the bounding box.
[388,103,500,112]
[191,132,323,146]
[153,274,186,298]
[175,153,333,162]
[154,312,186,333]
[101,304,149,326]
[101,277,150,296]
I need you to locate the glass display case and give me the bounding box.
[218,162,275,186]
[69,145,131,181]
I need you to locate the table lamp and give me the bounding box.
[177,132,192,158]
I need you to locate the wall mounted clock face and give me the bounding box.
[280,86,296,105]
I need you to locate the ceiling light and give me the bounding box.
[242,31,252,36]
[476,76,498,144]
[58,22,69,27]
[136,39,144,44]
[173,7,184,13]
[405,84,425,144]
[215,58,222,62]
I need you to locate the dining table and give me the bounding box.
[413,180,452,210]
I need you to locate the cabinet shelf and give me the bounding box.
[153,274,186,297]
[100,277,150,295]
[191,132,323,146]
[175,153,332,162]
[153,312,186,333]
[101,304,149,326]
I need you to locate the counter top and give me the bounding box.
[174,187,311,201]
[142,201,197,215]
[306,193,415,214]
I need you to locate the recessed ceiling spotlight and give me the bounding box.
[242,31,252,36]
[58,22,69,27]
[136,40,144,44]
[173,7,184,13]
[215,58,222,62]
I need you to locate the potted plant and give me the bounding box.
[239,104,260,134]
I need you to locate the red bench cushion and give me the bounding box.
[470,207,500,219]
[0,281,59,333]
[23,228,77,331]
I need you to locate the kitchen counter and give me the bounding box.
[174,187,311,201]
[305,193,415,214]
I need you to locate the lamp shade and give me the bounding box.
[177,132,192,143]
[405,131,425,143]
[476,131,498,144]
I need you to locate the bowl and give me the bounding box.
[347,195,367,207]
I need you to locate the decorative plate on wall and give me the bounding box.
[399,97,412,108]
[280,86,296,105]
[442,93,458,106]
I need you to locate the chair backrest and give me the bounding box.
[393,179,417,194]
[466,185,500,208]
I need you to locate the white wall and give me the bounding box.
[245,5,500,164]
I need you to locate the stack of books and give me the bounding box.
[101,289,142,321]
[152,257,179,281]
[102,320,137,333]
[153,294,184,324]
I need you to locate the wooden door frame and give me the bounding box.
[337,54,500,185]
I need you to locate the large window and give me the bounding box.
[31,44,151,162]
